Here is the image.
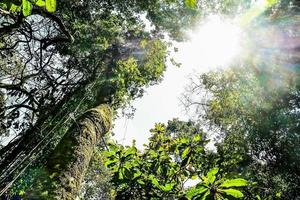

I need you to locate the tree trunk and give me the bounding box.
[29,104,112,199]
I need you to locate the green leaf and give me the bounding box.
[276,192,282,198]
[103,151,115,157]
[34,0,45,7]
[10,4,21,12]
[133,171,142,179]
[104,159,118,168]
[45,0,56,12]
[220,178,248,188]
[184,0,197,9]
[118,170,124,180]
[160,183,175,192]
[221,188,244,198]
[201,190,210,200]
[193,134,202,142]
[108,143,119,153]
[191,175,198,180]
[186,186,208,198]
[18,190,25,196]
[149,175,159,187]
[124,147,137,157]
[137,179,145,185]
[207,168,219,184]
[181,147,190,159]
[22,0,32,16]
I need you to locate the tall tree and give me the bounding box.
[27,105,112,199]
[183,62,300,198]
[0,0,200,197]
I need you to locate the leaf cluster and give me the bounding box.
[0,0,56,16]
[102,122,248,200]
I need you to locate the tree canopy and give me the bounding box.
[1,0,300,199]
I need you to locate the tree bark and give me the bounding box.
[29,104,112,199]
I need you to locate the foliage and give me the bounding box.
[1,0,299,199]
[183,63,300,199]
[186,168,247,199]
[0,0,202,197]
[101,121,248,200]
[0,0,56,16]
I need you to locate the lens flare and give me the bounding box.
[187,15,242,69]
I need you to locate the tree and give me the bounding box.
[180,2,300,198]
[182,62,300,198]
[29,105,112,199]
[0,0,201,198]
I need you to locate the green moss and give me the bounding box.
[28,104,113,199]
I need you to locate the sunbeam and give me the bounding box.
[186,15,242,69]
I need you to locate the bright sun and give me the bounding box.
[187,15,242,69]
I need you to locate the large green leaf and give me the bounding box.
[45,0,56,12]
[207,168,219,184]
[220,178,248,188]
[221,188,244,198]
[22,0,31,16]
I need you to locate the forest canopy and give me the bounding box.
[0,0,300,199]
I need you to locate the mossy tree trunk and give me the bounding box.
[29,104,112,199]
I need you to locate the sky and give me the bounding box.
[112,42,198,149]
[112,16,242,149]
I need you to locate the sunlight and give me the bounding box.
[187,15,242,69]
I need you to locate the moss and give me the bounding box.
[29,104,112,199]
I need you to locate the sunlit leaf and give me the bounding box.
[118,170,124,180]
[207,168,219,184]
[184,0,197,9]
[276,192,282,198]
[181,146,190,159]
[124,147,137,157]
[191,175,198,180]
[34,0,45,7]
[149,175,159,187]
[22,0,32,16]
[133,171,142,179]
[186,186,207,198]
[220,178,248,188]
[45,0,56,12]
[104,159,118,168]
[221,188,244,198]
[160,183,175,192]
[137,179,145,185]
[10,4,21,12]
